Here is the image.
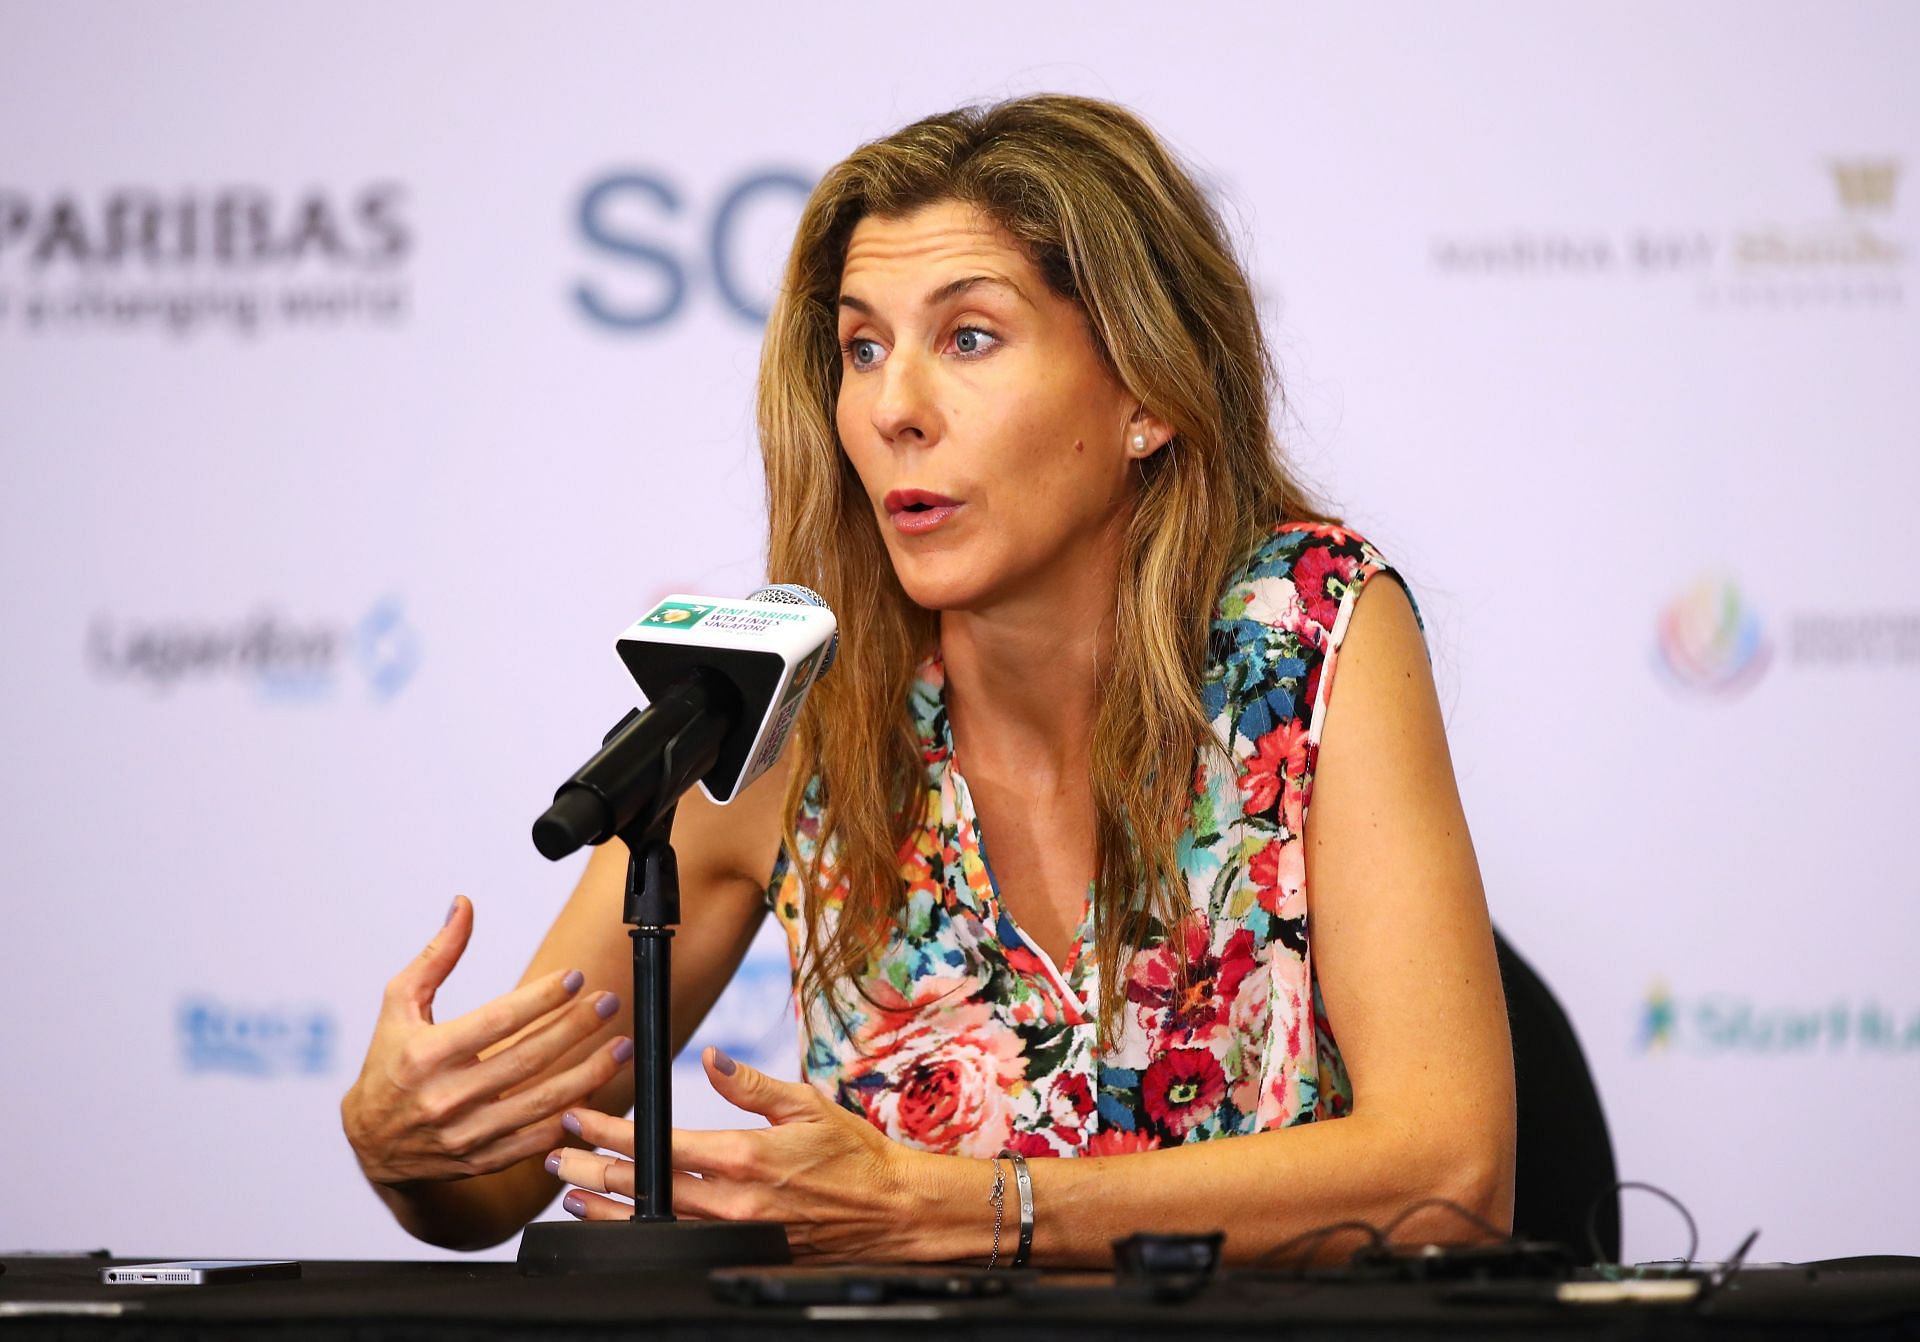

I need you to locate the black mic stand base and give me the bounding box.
[516,1218,792,1275]
[516,787,792,1276]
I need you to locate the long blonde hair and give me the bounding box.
[758,94,1332,1044]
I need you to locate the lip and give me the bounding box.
[884,488,964,536]
[884,488,961,513]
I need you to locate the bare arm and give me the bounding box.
[342,755,792,1250]
[896,576,1515,1264]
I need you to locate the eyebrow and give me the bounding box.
[837,274,1028,317]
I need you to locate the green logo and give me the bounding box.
[641,601,714,630]
[1637,980,1920,1055]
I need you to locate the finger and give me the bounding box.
[458,1115,572,1176]
[427,968,591,1066]
[446,1034,632,1149]
[562,1104,642,1159]
[668,1125,760,1180]
[383,896,475,1023]
[550,1147,636,1200]
[702,1046,821,1125]
[457,991,621,1103]
[561,1188,634,1222]
[667,1170,739,1220]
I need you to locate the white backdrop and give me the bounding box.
[1,1,1915,1265]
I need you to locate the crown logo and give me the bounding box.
[1829,159,1899,213]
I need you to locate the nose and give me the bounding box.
[868,347,941,447]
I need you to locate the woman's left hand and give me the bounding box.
[548,1046,935,1262]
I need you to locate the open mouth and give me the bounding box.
[883,489,963,534]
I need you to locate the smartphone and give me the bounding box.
[100,1260,300,1286]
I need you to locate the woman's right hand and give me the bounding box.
[341,895,632,1187]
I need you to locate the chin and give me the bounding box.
[893,572,986,614]
[887,551,995,614]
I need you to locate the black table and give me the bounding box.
[4,1254,1919,1339]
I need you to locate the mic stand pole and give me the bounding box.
[517,806,791,1274]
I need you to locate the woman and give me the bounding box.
[341,95,1514,1266]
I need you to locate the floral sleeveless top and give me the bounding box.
[765,523,1405,1158]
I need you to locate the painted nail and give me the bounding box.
[443,899,458,926]
[711,1047,737,1076]
[561,1111,583,1137]
[594,992,619,1020]
[562,970,585,995]
[544,1152,562,1176]
[563,1192,586,1218]
[611,1037,634,1065]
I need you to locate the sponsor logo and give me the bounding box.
[1637,981,1920,1055]
[178,997,336,1076]
[1831,159,1898,212]
[1655,576,1771,695]
[88,597,420,702]
[0,183,413,337]
[572,168,814,331]
[1431,159,1906,309]
[1656,573,1920,696]
[640,600,715,629]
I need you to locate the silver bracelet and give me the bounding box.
[985,1158,1006,1269]
[998,1149,1034,1268]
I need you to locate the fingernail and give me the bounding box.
[594,992,619,1020]
[611,1037,634,1065]
[544,1152,561,1176]
[711,1047,737,1076]
[561,1111,583,1137]
[443,899,458,926]
[563,1192,586,1218]
[562,970,585,995]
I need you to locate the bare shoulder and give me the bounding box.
[671,750,794,892]
[1307,571,1467,932]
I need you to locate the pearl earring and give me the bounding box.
[1131,433,1149,455]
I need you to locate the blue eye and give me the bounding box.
[952,327,998,356]
[843,337,884,369]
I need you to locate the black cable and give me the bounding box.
[1586,1180,1700,1275]
[1252,1219,1385,1274]
[1254,1197,1514,1276]
[1705,1227,1761,1298]
[1377,1197,1511,1246]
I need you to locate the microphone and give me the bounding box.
[531,584,838,860]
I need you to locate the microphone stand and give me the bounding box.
[517,719,791,1274]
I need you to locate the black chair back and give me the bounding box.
[1495,929,1621,1262]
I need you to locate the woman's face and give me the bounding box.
[834,199,1160,615]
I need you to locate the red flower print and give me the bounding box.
[1293,544,1358,632]
[1005,1129,1058,1158]
[1295,522,1362,546]
[1047,1071,1095,1128]
[1249,838,1306,919]
[1143,1047,1228,1138]
[1002,940,1051,983]
[1085,1128,1161,1156]
[1239,720,1311,817]
[847,992,1027,1156]
[1126,922,1259,1040]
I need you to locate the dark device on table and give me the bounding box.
[101,1260,301,1286]
[710,1265,1014,1306]
[1112,1231,1224,1301]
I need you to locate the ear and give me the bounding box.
[1124,404,1176,461]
